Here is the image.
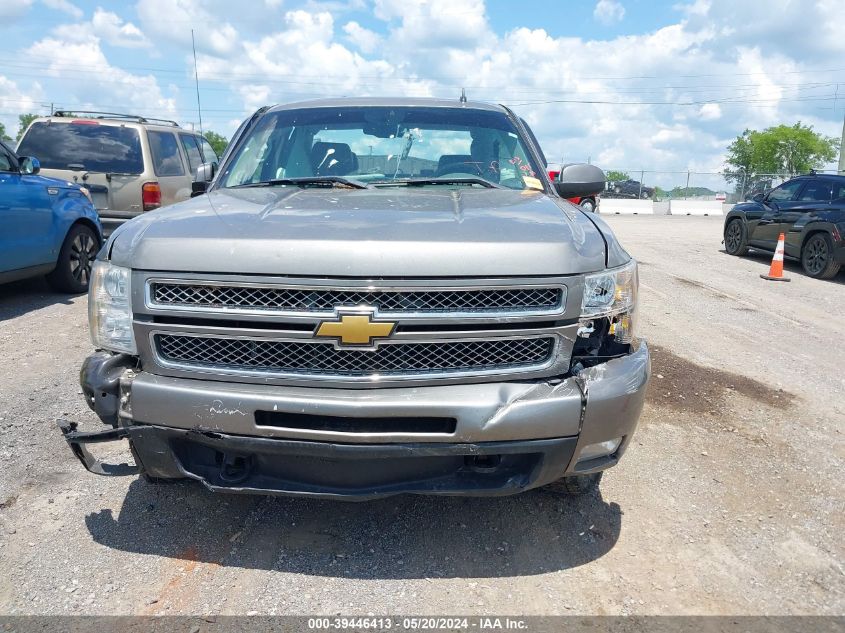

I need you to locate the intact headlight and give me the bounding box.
[88,261,136,354]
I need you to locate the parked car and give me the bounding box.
[547,163,599,211]
[16,111,219,235]
[724,173,845,279]
[59,97,649,500]
[0,139,102,292]
[605,179,654,199]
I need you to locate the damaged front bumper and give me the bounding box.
[60,340,650,499]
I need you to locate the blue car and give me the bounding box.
[0,139,102,293]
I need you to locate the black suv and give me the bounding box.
[724,174,845,279]
[605,179,654,199]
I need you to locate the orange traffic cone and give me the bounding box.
[760,233,791,282]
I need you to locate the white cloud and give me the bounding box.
[375,0,490,50]
[0,76,43,140]
[91,9,151,48]
[41,0,82,19]
[53,9,151,48]
[0,0,34,21]
[136,0,239,56]
[698,103,722,120]
[29,33,176,118]
[343,21,381,54]
[594,0,625,25]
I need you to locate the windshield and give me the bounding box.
[218,106,543,190]
[17,121,144,174]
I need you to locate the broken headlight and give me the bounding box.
[579,259,638,345]
[88,261,136,354]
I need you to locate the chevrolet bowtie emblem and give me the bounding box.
[315,312,396,346]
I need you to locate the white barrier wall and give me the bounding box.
[669,200,724,216]
[597,199,654,215]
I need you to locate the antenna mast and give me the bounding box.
[191,29,203,136]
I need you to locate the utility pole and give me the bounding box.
[839,108,845,174]
[191,29,203,136]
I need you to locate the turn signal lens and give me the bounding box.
[142,182,161,211]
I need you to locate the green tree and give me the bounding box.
[16,113,39,141]
[605,170,630,182]
[0,122,11,143]
[724,122,839,196]
[203,131,228,158]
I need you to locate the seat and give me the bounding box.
[310,142,359,176]
[435,154,476,176]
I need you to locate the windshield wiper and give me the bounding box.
[375,177,503,189]
[230,176,368,190]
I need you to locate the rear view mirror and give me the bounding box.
[554,163,605,198]
[19,156,40,175]
[191,162,217,197]
[195,162,217,182]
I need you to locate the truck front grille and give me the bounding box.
[155,334,555,378]
[149,282,563,316]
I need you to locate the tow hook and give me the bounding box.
[57,419,139,476]
[218,452,252,484]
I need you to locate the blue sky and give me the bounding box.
[2,0,843,191]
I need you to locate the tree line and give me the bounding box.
[1,113,229,157]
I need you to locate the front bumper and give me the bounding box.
[61,341,650,499]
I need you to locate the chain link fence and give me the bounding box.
[587,169,843,205]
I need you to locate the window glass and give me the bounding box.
[199,137,219,164]
[179,134,202,174]
[220,106,541,190]
[148,131,185,177]
[17,121,143,174]
[768,180,804,202]
[0,147,13,172]
[833,184,845,201]
[798,181,833,201]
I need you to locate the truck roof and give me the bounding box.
[266,97,507,113]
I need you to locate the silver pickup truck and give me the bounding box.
[59,97,649,500]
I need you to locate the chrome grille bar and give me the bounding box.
[147,281,564,318]
[155,333,556,380]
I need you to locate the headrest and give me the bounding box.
[311,142,358,176]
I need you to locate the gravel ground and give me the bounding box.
[0,215,842,616]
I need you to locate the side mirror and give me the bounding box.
[751,192,765,203]
[19,156,40,175]
[554,163,605,198]
[191,162,217,197]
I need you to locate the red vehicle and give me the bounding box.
[548,164,598,212]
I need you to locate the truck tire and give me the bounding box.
[580,198,596,213]
[724,218,749,256]
[46,223,100,293]
[801,233,841,280]
[542,472,602,496]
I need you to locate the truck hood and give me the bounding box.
[108,187,609,276]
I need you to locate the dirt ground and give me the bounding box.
[0,215,842,616]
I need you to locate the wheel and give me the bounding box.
[613,185,622,194]
[46,223,100,293]
[542,472,602,496]
[724,218,749,256]
[801,233,841,279]
[641,190,651,199]
[579,198,596,212]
